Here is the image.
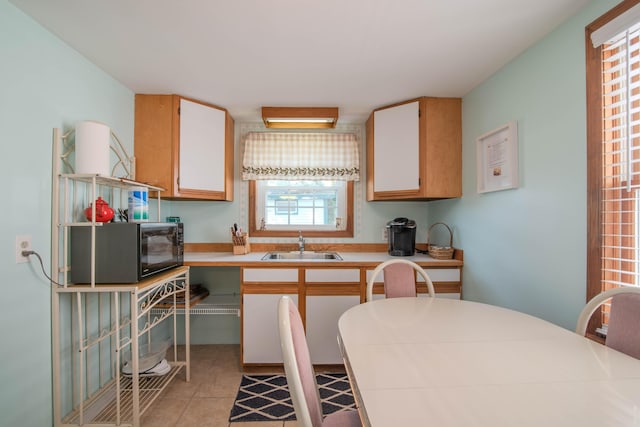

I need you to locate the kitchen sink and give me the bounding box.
[261,251,343,261]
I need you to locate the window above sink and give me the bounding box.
[248,180,354,238]
[243,131,358,239]
[257,180,346,230]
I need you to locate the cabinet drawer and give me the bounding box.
[305,269,360,283]
[366,267,460,283]
[243,268,298,282]
[420,268,460,282]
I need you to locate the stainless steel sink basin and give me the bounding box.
[261,251,343,261]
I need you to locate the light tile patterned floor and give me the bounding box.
[142,345,300,427]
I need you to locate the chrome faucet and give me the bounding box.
[298,231,305,253]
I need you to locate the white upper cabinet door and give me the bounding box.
[179,99,226,192]
[366,96,461,201]
[373,101,420,192]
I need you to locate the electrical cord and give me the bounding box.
[22,250,64,287]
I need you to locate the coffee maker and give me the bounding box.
[386,217,416,256]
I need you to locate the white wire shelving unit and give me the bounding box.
[50,128,191,427]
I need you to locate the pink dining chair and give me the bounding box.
[366,258,435,302]
[575,286,640,359]
[277,296,361,427]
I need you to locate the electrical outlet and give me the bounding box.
[382,227,388,242]
[16,235,32,263]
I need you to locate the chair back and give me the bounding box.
[576,287,640,359]
[383,262,418,298]
[606,293,640,359]
[278,296,323,427]
[366,259,435,302]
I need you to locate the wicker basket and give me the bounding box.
[427,222,454,260]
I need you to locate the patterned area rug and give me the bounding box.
[229,373,356,422]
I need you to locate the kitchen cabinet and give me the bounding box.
[134,94,234,201]
[306,296,360,364]
[232,253,463,366]
[305,268,361,364]
[243,293,298,364]
[366,96,461,201]
[237,260,463,366]
[241,268,300,364]
[241,267,361,365]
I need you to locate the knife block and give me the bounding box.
[232,233,250,255]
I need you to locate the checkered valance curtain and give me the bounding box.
[242,132,360,181]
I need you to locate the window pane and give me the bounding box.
[258,180,344,230]
[589,20,640,332]
[601,31,640,295]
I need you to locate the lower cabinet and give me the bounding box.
[241,264,462,366]
[241,267,300,365]
[241,267,361,366]
[306,295,360,364]
[243,293,358,365]
[242,293,298,364]
[305,267,361,365]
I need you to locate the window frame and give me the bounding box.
[248,180,354,238]
[586,0,640,334]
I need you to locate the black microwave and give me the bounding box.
[70,222,184,283]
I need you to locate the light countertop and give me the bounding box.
[184,251,463,267]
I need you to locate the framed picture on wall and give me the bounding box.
[476,121,519,193]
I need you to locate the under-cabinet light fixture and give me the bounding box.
[261,107,339,129]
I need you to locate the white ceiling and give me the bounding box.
[11,0,591,124]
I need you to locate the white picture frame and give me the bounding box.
[476,121,519,193]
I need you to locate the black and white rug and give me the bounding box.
[229,373,356,422]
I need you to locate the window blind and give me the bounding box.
[592,3,640,48]
[601,22,640,292]
[242,132,360,181]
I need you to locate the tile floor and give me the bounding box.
[142,345,300,427]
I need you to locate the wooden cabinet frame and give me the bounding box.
[366,96,462,201]
[134,94,234,201]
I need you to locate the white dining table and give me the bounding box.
[337,297,640,426]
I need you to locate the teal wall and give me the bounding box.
[430,0,620,330]
[0,1,135,425]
